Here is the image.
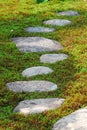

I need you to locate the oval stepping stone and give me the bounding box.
[25,26,55,33]
[22,66,53,77]
[13,98,65,114]
[52,107,87,130]
[6,80,58,93]
[11,37,63,52]
[57,10,79,16]
[43,19,71,26]
[40,54,68,63]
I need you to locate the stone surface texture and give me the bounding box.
[57,10,79,16]
[25,26,55,33]
[13,98,65,114]
[53,107,87,130]
[6,80,58,92]
[22,66,53,77]
[43,19,71,26]
[40,54,68,63]
[11,37,63,52]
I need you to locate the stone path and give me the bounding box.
[7,9,84,129]
[11,37,63,52]
[13,98,65,114]
[52,107,87,130]
[43,19,71,26]
[56,10,79,16]
[6,80,58,92]
[22,66,53,77]
[40,54,68,63]
[25,26,55,33]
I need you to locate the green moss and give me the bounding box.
[36,0,49,4]
[0,0,87,129]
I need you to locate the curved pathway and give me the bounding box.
[6,10,86,130]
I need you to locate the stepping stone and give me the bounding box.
[13,98,65,114]
[6,80,58,93]
[11,37,63,52]
[57,10,79,16]
[25,26,55,33]
[40,54,68,63]
[52,107,87,130]
[43,19,71,26]
[22,66,53,77]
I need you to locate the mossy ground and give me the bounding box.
[0,0,87,129]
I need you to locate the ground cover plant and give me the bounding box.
[0,0,87,129]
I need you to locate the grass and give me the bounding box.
[0,0,87,129]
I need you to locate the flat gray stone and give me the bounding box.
[11,37,63,52]
[40,54,68,63]
[53,107,87,130]
[57,10,79,16]
[22,66,53,77]
[43,19,71,26]
[6,80,58,92]
[13,98,65,114]
[25,26,55,33]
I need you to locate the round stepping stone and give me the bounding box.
[25,26,55,33]
[13,98,65,114]
[11,37,63,52]
[52,107,87,130]
[43,19,71,26]
[40,54,68,63]
[57,10,79,16]
[22,66,53,77]
[6,80,58,93]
